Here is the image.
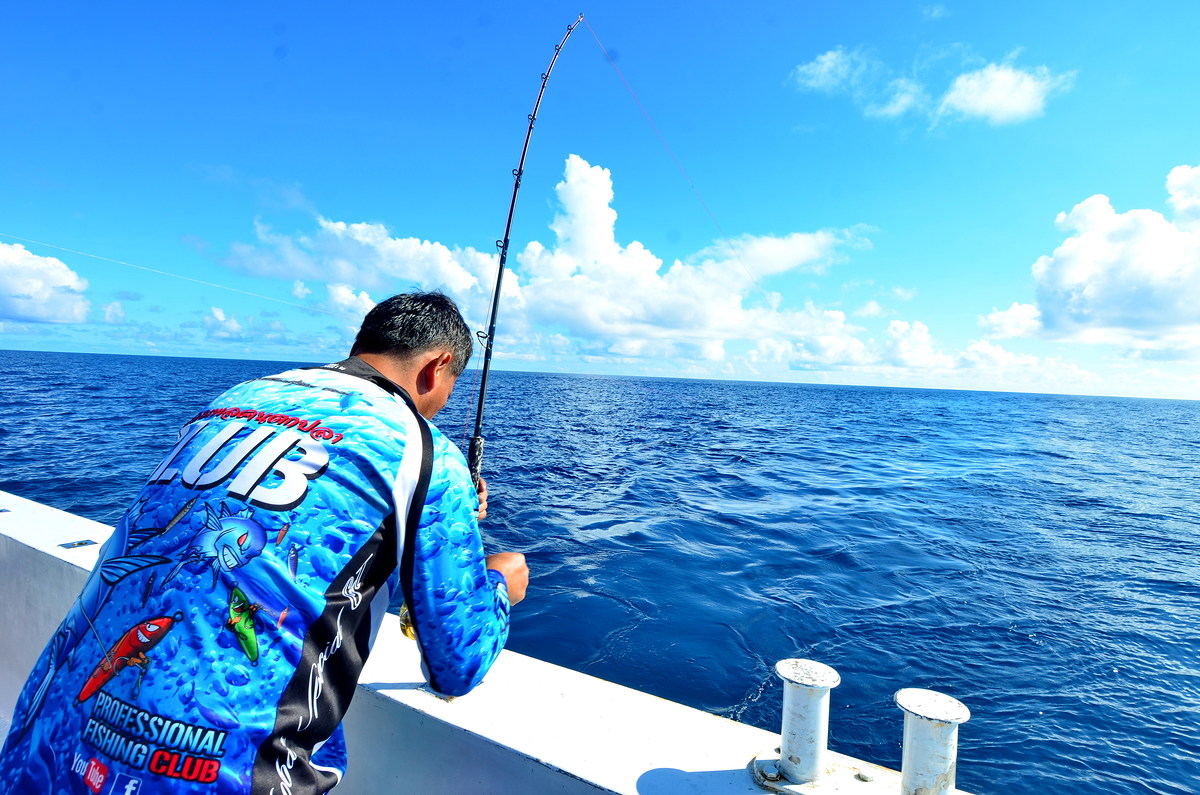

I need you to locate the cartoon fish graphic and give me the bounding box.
[225,585,261,665]
[77,613,180,702]
[162,503,268,587]
[287,544,299,581]
[11,498,194,740]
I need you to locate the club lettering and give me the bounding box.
[158,423,328,510]
[148,750,221,783]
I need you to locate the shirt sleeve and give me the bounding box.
[405,432,510,697]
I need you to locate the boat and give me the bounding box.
[0,489,974,794]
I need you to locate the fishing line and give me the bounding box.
[458,342,484,455]
[0,231,358,320]
[581,19,772,304]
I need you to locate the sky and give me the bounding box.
[4,1,1200,399]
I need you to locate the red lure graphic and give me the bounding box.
[77,613,180,702]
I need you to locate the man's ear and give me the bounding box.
[416,351,454,395]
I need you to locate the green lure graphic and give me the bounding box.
[226,585,260,665]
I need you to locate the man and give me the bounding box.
[0,292,528,794]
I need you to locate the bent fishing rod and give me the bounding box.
[468,13,583,488]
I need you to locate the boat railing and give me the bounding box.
[0,490,973,794]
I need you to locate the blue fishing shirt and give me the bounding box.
[0,359,510,794]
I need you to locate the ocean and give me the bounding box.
[1,349,1196,794]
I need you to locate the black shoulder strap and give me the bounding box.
[308,357,435,639]
[251,358,436,792]
[308,357,412,402]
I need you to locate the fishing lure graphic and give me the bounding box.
[162,503,269,587]
[225,585,262,665]
[77,613,181,702]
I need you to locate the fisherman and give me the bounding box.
[0,291,528,794]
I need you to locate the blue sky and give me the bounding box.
[4,1,1200,398]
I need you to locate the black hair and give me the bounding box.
[350,292,473,376]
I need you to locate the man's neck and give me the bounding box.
[352,353,417,393]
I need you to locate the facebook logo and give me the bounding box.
[109,773,142,795]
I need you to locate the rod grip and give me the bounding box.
[468,435,485,491]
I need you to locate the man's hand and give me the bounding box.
[486,552,528,606]
[476,477,488,521]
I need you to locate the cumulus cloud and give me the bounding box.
[103,301,126,324]
[980,302,1041,338]
[315,219,482,295]
[792,47,878,94]
[1029,166,1200,354]
[203,306,244,340]
[867,78,929,119]
[854,300,885,317]
[220,153,1125,390]
[792,47,1073,127]
[1167,164,1200,228]
[231,154,871,369]
[228,218,487,297]
[938,62,1075,125]
[513,155,866,363]
[885,320,954,367]
[0,242,90,322]
[327,284,374,318]
[961,339,1039,368]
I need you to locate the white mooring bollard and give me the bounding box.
[894,688,971,795]
[774,658,842,784]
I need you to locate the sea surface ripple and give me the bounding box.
[1,351,1196,794]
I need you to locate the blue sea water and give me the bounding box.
[1,349,1197,794]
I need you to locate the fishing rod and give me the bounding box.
[468,12,583,488]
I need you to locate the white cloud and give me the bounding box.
[326,284,375,318]
[0,242,90,322]
[1167,164,1200,228]
[854,300,885,317]
[203,306,244,339]
[102,301,125,324]
[792,47,1073,127]
[938,62,1075,125]
[866,78,928,119]
[227,155,958,377]
[315,219,481,295]
[1029,167,1200,355]
[980,302,1041,338]
[512,155,867,364]
[961,339,1039,368]
[228,218,488,297]
[220,154,1196,394]
[886,320,954,367]
[791,48,874,93]
[224,155,867,372]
